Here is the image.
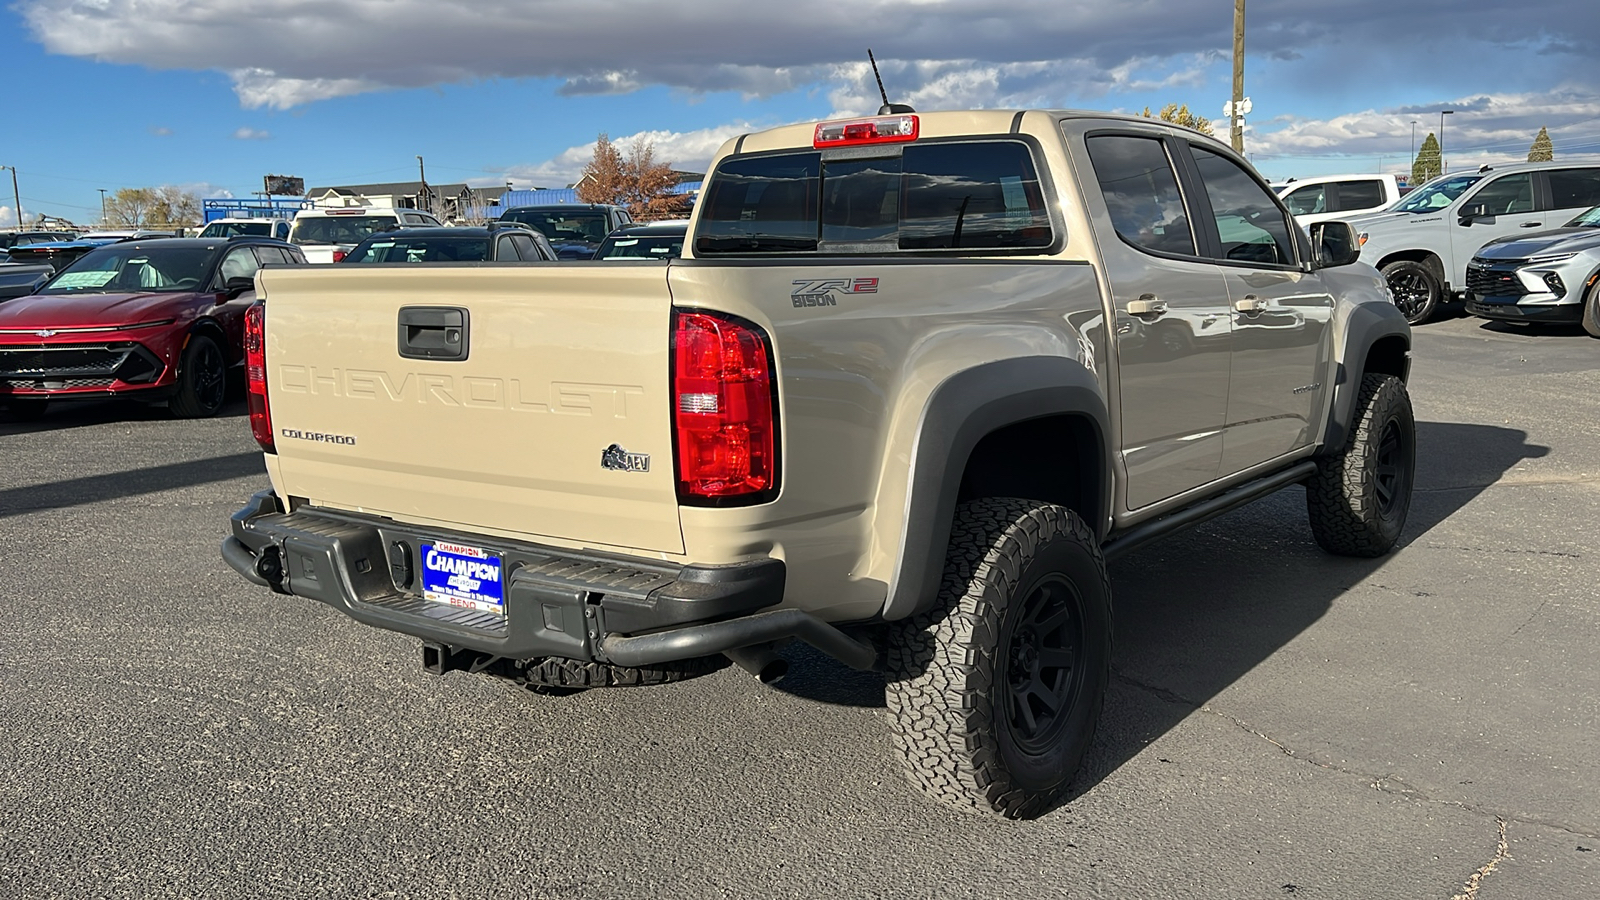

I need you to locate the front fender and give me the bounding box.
[1319,266,1411,452]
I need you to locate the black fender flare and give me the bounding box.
[1319,300,1410,453]
[881,356,1111,621]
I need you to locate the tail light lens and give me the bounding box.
[672,310,777,503]
[331,249,347,263]
[244,302,274,453]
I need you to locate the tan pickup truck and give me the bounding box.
[222,109,1413,818]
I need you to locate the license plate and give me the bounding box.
[419,541,505,616]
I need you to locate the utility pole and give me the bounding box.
[1,166,21,227]
[1410,121,1418,169]
[1439,110,1453,175]
[1230,0,1246,153]
[416,155,430,218]
[98,188,107,224]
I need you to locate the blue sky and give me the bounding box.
[4,0,1598,228]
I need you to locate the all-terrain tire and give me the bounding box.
[1581,280,1600,339]
[1382,259,1443,325]
[884,498,1112,819]
[1306,373,1415,557]
[510,654,730,693]
[168,333,228,419]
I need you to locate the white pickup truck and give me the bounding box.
[288,207,442,264]
[1347,161,1600,323]
[1276,173,1404,228]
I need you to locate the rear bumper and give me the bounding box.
[1463,295,1582,323]
[222,491,877,670]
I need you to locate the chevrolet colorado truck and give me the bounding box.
[222,109,1414,819]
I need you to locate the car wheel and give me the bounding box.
[1306,373,1415,557]
[168,334,228,419]
[1381,260,1443,325]
[1,398,49,422]
[1582,280,1600,339]
[885,498,1112,819]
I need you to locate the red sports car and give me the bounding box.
[0,237,306,420]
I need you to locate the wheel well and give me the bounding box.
[1376,250,1447,289]
[188,319,231,363]
[1364,335,1410,383]
[957,415,1103,529]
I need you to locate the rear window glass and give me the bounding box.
[347,236,489,263]
[696,140,1052,255]
[291,216,399,245]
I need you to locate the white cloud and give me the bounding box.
[18,0,1596,110]
[149,126,172,136]
[0,206,15,228]
[232,127,272,141]
[503,123,763,187]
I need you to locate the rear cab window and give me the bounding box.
[695,139,1053,256]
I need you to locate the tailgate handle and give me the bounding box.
[397,306,470,361]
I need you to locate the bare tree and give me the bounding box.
[576,133,691,220]
[104,188,155,227]
[103,185,202,229]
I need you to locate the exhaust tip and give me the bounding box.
[755,657,788,685]
[725,644,788,686]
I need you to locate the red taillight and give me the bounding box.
[813,114,918,148]
[672,311,777,502]
[331,249,347,263]
[244,302,274,453]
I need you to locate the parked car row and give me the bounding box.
[0,211,692,422]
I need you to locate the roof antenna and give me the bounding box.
[868,49,915,115]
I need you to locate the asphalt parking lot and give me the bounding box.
[1,308,1596,899]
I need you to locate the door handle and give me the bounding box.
[1127,294,1168,318]
[1519,222,1543,228]
[1233,294,1268,314]
[397,306,471,361]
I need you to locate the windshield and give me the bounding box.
[595,233,685,259]
[500,209,610,243]
[346,236,488,263]
[1564,206,1600,227]
[39,245,214,294]
[1393,175,1482,212]
[200,221,272,238]
[290,216,398,245]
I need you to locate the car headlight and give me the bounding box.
[1527,252,1576,264]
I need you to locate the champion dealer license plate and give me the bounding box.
[420,542,505,615]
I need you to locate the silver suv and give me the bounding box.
[1345,161,1600,323]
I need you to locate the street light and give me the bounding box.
[1410,121,1419,169]
[0,165,20,227]
[98,188,108,224]
[1440,110,1454,175]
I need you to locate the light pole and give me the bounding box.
[98,188,108,224]
[1439,110,1454,175]
[0,165,20,227]
[1410,121,1418,170]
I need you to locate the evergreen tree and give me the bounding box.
[1412,133,1441,185]
[1527,126,1554,162]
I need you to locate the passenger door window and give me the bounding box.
[1469,174,1535,214]
[510,234,544,260]
[1190,147,1296,266]
[1333,179,1385,211]
[495,235,522,260]
[1545,168,1600,211]
[1282,184,1327,216]
[1083,134,1196,256]
[214,247,261,289]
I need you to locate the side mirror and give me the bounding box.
[1310,221,1361,269]
[1458,202,1489,225]
[224,275,256,297]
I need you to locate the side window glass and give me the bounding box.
[1084,134,1196,256]
[252,246,287,266]
[496,236,521,260]
[1334,180,1385,210]
[275,222,289,239]
[899,142,1051,250]
[1283,184,1326,216]
[216,247,261,287]
[1470,174,1535,214]
[1545,169,1600,210]
[1190,147,1295,266]
[511,234,542,260]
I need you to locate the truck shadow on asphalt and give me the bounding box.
[773,421,1546,804]
[0,450,267,519]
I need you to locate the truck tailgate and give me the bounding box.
[257,264,683,554]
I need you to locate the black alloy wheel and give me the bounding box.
[1000,574,1087,755]
[1373,418,1409,520]
[1381,260,1441,325]
[169,334,228,418]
